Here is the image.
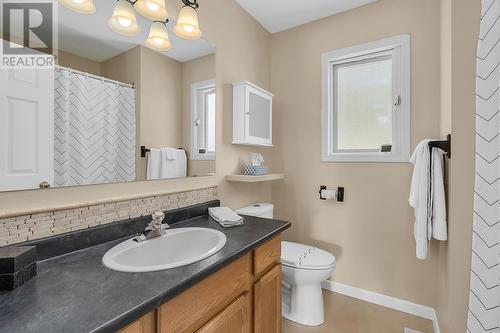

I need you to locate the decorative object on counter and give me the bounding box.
[243,153,269,176]
[0,246,37,290]
[208,207,244,227]
[319,185,345,202]
[243,165,269,176]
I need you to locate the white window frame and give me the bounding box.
[191,79,216,161]
[321,34,411,163]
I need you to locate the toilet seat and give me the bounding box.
[281,241,336,270]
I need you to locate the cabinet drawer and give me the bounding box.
[196,292,251,333]
[158,253,252,333]
[253,236,281,277]
[118,311,155,333]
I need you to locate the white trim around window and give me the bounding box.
[191,79,216,161]
[321,34,411,162]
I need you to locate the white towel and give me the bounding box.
[432,148,447,241]
[163,148,178,160]
[208,207,244,227]
[176,149,187,178]
[160,148,179,179]
[146,148,162,180]
[409,139,448,260]
[409,139,432,260]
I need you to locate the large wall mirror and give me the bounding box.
[0,0,216,192]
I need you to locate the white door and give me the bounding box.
[0,67,54,191]
[245,85,272,146]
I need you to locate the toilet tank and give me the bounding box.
[236,203,274,219]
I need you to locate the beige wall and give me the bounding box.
[0,0,273,217]
[271,0,443,307]
[57,50,101,76]
[182,54,216,177]
[436,1,480,332]
[140,47,183,149]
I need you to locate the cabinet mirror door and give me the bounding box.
[246,87,272,145]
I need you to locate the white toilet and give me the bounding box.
[236,203,336,327]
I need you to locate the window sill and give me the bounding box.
[191,155,216,161]
[321,152,410,163]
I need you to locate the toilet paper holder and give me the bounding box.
[319,185,344,202]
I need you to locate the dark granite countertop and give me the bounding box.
[0,215,290,333]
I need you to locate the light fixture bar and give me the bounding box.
[181,0,199,9]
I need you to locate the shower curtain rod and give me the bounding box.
[55,65,135,89]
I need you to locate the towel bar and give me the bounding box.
[140,146,150,158]
[428,134,451,158]
[140,146,185,158]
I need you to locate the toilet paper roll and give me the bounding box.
[321,189,337,200]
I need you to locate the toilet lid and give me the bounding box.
[281,241,336,270]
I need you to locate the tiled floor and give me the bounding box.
[282,290,434,333]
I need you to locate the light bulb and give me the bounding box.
[174,6,201,40]
[118,17,132,27]
[59,0,96,14]
[153,37,164,45]
[135,0,168,21]
[108,0,140,36]
[145,22,172,51]
[146,2,160,11]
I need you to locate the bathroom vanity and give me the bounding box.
[118,237,282,333]
[0,202,290,333]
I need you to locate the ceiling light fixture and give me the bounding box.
[60,0,203,52]
[135,0,168,21]
[108,0,140,36]
[145,21,172,51]
[174,0,201,40]
[59,0,96,14]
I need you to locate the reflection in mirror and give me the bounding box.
[0,0,216,192]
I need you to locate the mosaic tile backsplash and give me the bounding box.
[0,187,217,247]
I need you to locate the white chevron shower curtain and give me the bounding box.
[467,0,500,332]
[54,69,136,187]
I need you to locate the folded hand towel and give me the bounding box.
[208,207,244,227]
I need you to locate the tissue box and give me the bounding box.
[244,165,269,176]
[0,246,37,290]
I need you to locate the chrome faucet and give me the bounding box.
[134,211,169,242]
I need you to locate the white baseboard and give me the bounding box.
[321,280,440,333]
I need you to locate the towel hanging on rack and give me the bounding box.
[409,137,449,260]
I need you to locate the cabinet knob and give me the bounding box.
[39,182,51,189]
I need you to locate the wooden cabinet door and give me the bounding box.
[254,264,281,333]
[118,311,155,333]
[196,293,251,333]
[158,254,252,333]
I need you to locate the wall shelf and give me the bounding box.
[226,174,285,183]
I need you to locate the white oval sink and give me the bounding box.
[102,227,227,272]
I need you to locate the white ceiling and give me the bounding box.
[57,2,215,63]
[235,0,377,34]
